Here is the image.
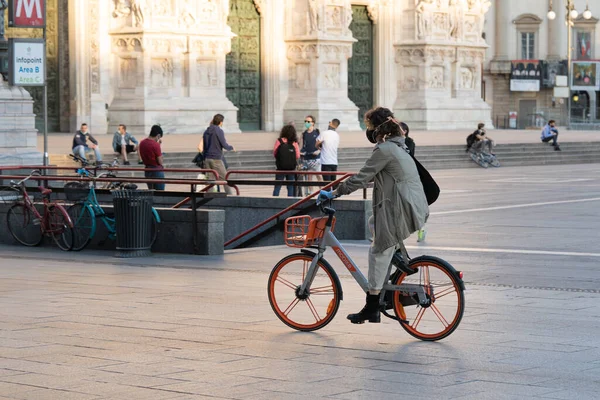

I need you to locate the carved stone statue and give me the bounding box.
[467,0,490,39]
[131,0,147,27]
[415,0,435,40]
[0,0,8,40]
[112,0,130,18]
[181,0,196,28]
[344,1,353,31]
[308,0,321,34]
[448,0,465,40]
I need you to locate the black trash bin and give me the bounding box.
[112,190,154,258]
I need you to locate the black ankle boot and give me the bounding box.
[347,294,381,324]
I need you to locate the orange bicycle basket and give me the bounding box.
[284,215,336,248]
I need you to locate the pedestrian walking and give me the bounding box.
[202,114,235,195]
[72,123,102,163]
[317,119,340,182]
[272,125,300,197]
[112,124,139,165]
[139,125,165,191]
[300,115,321,195]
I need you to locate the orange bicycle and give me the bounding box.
[267,197,465,341]
[3,170,74,251]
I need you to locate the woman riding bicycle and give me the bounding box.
[328,107,429,324]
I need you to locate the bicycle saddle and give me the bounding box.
[38,186,52,196]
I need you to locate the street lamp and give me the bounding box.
[547,0,594,128]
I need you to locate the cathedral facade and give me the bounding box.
[3,0,493,134]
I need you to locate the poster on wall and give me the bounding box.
[510,60,541,92]
[8,39,46,86]
[542,60,568,88]
[571,62,599,91]
[8,0,46,28]
[576,31,593,61]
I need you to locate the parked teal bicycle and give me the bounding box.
[66,168,161,251]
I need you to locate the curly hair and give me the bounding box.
[279,124,298,143]
[364,107,402,138]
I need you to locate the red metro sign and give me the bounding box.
[8,0,46,28]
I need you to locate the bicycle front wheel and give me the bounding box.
[151,208,160,245]
[46,205,75,251]
[393,256,465,341]
[67,203,96,251]
[7,203,43,247]
[268,253,342,332]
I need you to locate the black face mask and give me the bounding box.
[366,129,377,144]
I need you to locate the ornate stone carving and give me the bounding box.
[198,0,218,21]
[151,0,170,17]
[366,1,378,24]
[114,37,144,52]
[308,0,323,34]
[131,0,147,27]
[287,43,351,62]
[180,0,196,28]
[460,66,474,89]
[112,0,131,18]
[89,0,100,94]
[429,66,444,89]
[197,60,217,87]
[415,0,488,42]
[291,63,311,89]
[119,58,137,88]
[151,58,173,87]
[323,63,340,88]
[415,0,435,39]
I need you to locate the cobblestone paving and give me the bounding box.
[1,164,599,399]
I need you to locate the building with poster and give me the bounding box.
[2,0,496,135]
[486,0,599,129]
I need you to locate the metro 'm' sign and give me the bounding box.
[8,0,46,28]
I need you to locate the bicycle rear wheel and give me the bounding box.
[6,203,43,247]
[47,205,75,251]
[268,253,342,332]
[67,203,96,251]
[393,256,465,341]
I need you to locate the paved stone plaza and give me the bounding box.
[1,163,600,399]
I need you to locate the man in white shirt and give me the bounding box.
[317,119,340,182]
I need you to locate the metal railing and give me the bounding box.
[223,172,355,249]
[0,167,229,255]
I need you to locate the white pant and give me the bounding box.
[367,215,399,292]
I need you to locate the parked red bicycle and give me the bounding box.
[2,170,74,251]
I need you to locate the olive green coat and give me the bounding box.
[336,137,429,253]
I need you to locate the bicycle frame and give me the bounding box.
[85,185,117,237]
[299,223,429,303]
[18,182,72,235]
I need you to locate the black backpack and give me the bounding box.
[276,139,297,170]
[466,131,479,152]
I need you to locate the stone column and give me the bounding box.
[0,76,41,165]
[108,0,240,135]
[68,0,91,131]
[489,0,510,74]
[547,3,567,60]
[283,0,360,132]
[258,0,285,132]
[394,0,492,130]
[371,0,396,108]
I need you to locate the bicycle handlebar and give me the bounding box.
[11,169,42,186]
